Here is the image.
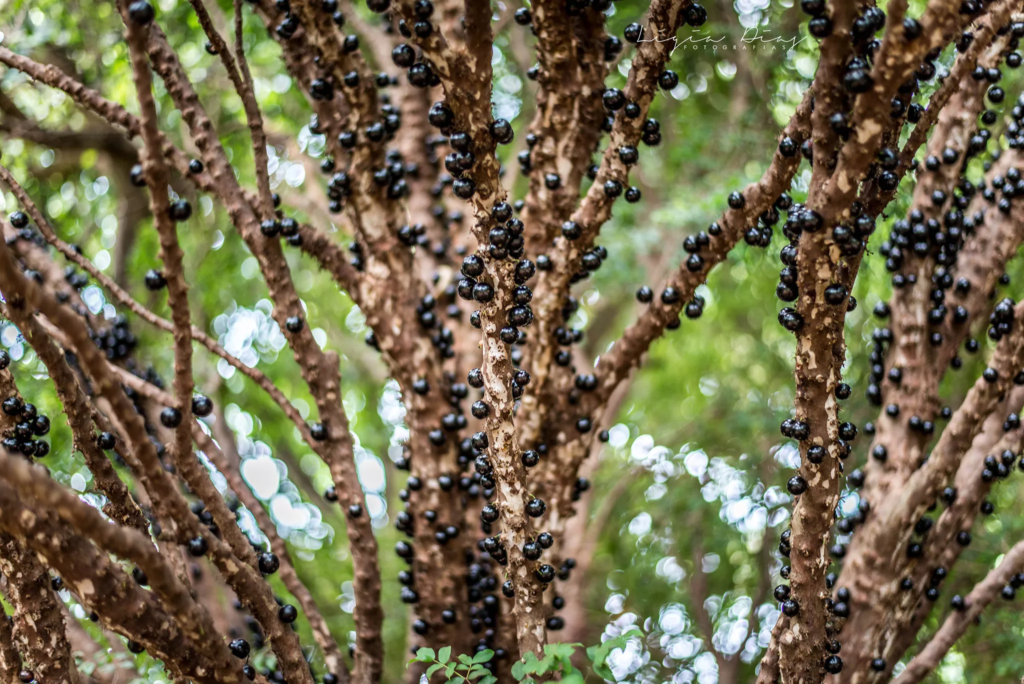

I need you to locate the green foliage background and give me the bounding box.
[2,0,1024,681]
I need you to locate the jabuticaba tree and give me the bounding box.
[3,0,1024,681]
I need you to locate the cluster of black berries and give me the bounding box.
[7,214,80,303]
[980,160,1024,217]
[87,313,140,361]
[484,203,527,261]
[258,214,303,244]
[277,0,346,39]
[452,549,510,664]
[772,381,861,658]
[188,499,222,541]
[635,282,706,328]
[777,529,793,563]
[413,293,458,358]
[981,447,1020,483]
[775,207,816,333]
[394,367,539,645]
[864,318,894,407]
[6,211,47,248]
[629,205,728,332]
[392,5,442,85]
[404,546,516,665]
[456,217,537,348]
[235,596,268,659]
[774,532,849,673]
[325,167,353,215]
[313,101,410,211]
[777,201,866,325]
[835,498,871,545]
[882,201,976,288]
[0,388,52,459]
[994,571,1024,602]
[735,189,779,249]
[14,213,146,365]
[62,265,89,291]
[871,205,1015,407]
[877,37,1024,309]
[398,490,464,543]
[373,145,413,203]
[471,443,547,527]
[1000,89,1024,152]
[988,296,1017,340]
[829,494,870,569]
[518,13,688,213]
[569,244,609,284]
[225,544,299,672]
[397,359,562,642]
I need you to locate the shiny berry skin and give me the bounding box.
[310,422,329,441]
[824,656,843,674]
[168,200,192,222]
[160,407,182,428]
[191,394,213,417]
[229,639,250,658]
[145,269,167,290]
[535,564,556,583]
[787,476,808,495]
[187,536,208,557]
[128,0,155,23]
[97,432,117,450]
[258,552,280,574]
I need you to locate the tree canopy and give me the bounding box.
[3,0,1024,682]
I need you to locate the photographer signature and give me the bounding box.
[635,25,807,53]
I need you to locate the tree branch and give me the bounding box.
[892,539,1024,684]
[0,452,243,684]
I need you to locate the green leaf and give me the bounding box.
[520,653,541,675]
[589,633,638,680]
[561,671,585,684]
[592,662,615,680]
[534,656,555,676]
[468,669,489,679]
[415,648,436,663]
[472,650,494,664]
[478,677,497,684]
[590,633,631,667]
[445,662,457,679]
[426,663,444,680]
[544,643,577,660]
[510,661,525,681]
[458,655,474,666]
[439,646,451,665]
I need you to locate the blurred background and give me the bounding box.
[2,0,1024,681]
